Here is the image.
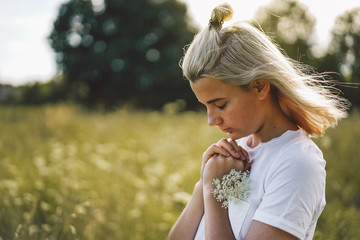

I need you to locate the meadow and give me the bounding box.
[0,104,359,240]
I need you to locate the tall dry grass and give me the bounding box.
[0,104,359,239]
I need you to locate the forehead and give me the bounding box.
[190,78,237,102]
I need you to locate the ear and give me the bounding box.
[252,79,271,100]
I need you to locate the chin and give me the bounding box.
[227,131,248,140]
[227,132,241,140]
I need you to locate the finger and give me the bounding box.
[203,144,230,162]
[244,159,251,171]
[239,146,249,162]
[216,138,241,159]
[232,156,245,171]
[228,139,249,161]
[228,139,246,160]
[222,154,249,170]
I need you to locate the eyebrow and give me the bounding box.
[207,97,225,104]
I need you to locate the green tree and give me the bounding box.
[254,1,359,108]
[49,0,196,108]
[19,75,67,104]
[254,0,316,64]
[328,7,360,107]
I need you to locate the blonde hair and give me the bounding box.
[181,3,349,136]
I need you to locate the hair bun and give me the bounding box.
[209,3,233,30]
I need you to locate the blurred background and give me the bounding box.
[1,0,360,108]
[0,0,359,239]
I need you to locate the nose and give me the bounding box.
[207,109,222,126]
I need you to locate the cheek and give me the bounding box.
[230,103,258,126]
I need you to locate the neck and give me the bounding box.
[247,98,298,148]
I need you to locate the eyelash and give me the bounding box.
[217,103,227,110]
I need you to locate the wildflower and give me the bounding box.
[212,169,251,209]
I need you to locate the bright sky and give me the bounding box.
[0,0,359,86]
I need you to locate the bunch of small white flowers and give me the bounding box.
[212,169,251,209]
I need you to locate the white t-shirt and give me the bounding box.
[194,129,326,240]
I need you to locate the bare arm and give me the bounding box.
[201,153,247,240]
[245,220,297,240]
[203,185,236,240]
[200,140,296,240]
[168,181,204,240]
[169,138,250,240]
[202,156,298,240]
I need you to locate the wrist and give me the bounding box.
[202,180,214,195]
[203,184,224,209]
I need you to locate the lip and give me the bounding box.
[221,127,232,133]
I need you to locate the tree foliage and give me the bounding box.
[49,0,197,108]
[254,0,316,64]
[45,0,360,109]
[328,8,360,106]
[19,76,67,105]
[254,0,360,108]
[330,7,360,83]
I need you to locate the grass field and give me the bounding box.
[0,104,359,240]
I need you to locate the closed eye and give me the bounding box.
[216,103,227,110]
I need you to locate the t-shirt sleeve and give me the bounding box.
[252,144,326,239]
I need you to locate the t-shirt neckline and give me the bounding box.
[244,128,303,150]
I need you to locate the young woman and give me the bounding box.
[168,3,349,240]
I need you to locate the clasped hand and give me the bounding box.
[201,138,251,189]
